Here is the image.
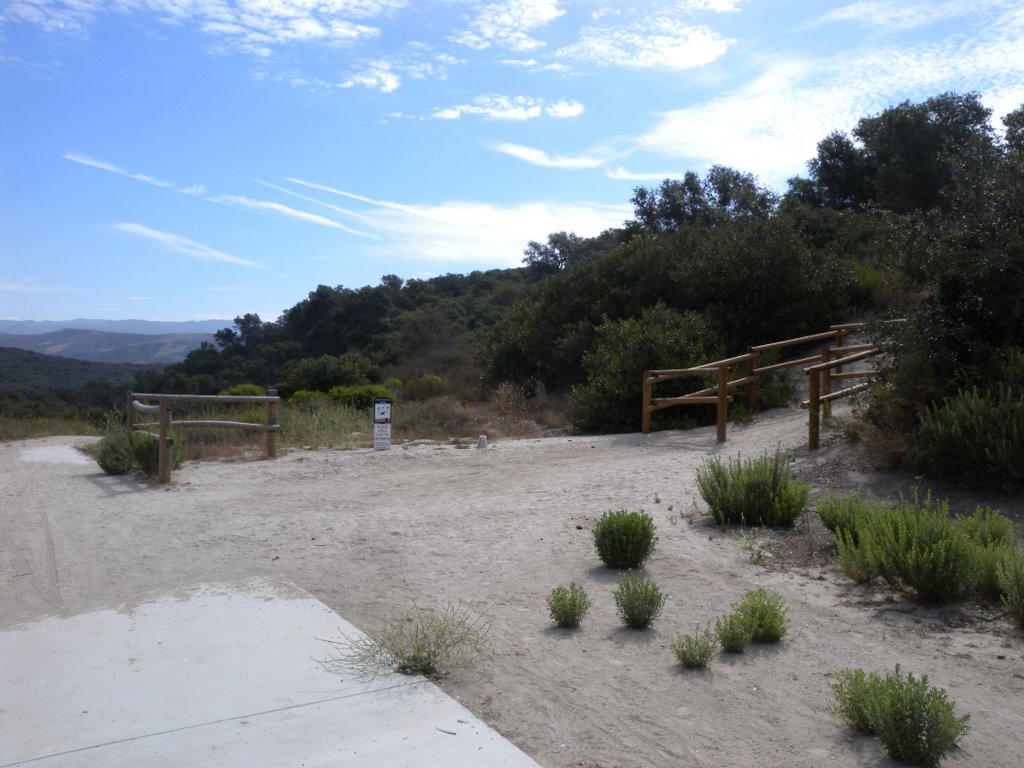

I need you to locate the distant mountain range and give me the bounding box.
[0,318,229,336]
[0,319,226,365]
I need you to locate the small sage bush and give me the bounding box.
[593,510,658,569]
[997,546,1024,626]
[613,572,665,629]
[829,665,970,767]
[547,582,591,628]
[908,382,1024,488]
[714,612,752,653]
[829,491,1017,604]
[734,587,789,643]
[696,450,808,526]
[672,625,716,669]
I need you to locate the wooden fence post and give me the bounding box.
[807,371,820,450]
[716,366,729,443]
[641,372,652,433]
[266,389,278,458]
[158,397,172,484]
[746,352,758,411]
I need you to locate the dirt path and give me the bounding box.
[2,406,1022,767]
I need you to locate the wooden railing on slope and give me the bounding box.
[642,323,876,447]
[127,391,280,483]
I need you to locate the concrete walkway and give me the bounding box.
[0,580,541,767]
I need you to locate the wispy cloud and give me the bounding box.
[449,0,564,52]
[340,60,401,92]
[0,278,78,293]
[284,178,438,220]
[493,143,605,169]
[606,167,685,181]
[812,0,985,31]
[433,94,581,121]
[212,195,375,236]
[112,223,267,269]
[634,7,1024,189]
[556,16,733,70]
[64,152,174,188]
[358,199,633,267]
[252,179,378,230]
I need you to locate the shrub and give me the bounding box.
[696,450,808,526]
[828,493,978,603]
[96,417,135,475]
[818,492,881,539]
[131,432,185,477]
[401,374,446,401]
[613,572,665,629]
[734,587,789,643]
[998,546,1024,626]
[672,625,716,669]
[830,665,970,767]
[219,383,266,397]
[547,582,591,628]
[908,383,1024,487]
[593,510,658,569]
[288,389,329,410]
[714,612,752,653]
[324,602,492,679]
[329,384,393,410]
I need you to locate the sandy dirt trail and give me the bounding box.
[2,405,1022,767]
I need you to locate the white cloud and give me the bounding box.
[112,223,267,269]
[556,16,732,70]
[545,99,584,118]
[500,57,571,73]
[634,11,1024,190]
[359,199,632,267]
[340,60,400,91]
[64,152,174,188]
[493,143,604,169]
[432,94,543,121]
[0,277,78,293]
[181,184,209,195]
[605,166,685,181]
[813,0,987,31]
[214,194,376,236]
[4,0,395,54]
[449,0,564,52]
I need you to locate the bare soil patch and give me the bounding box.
[2,403,1022,767]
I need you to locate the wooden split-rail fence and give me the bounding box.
[642,323,883,449]
[127,391,281,484]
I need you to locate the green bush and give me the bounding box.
[96,416,135,475]
[734,587,789,643]
[818,492,881,539]
[219,383,266,396]
[909,383,1024,487]
[672,625,716,669]
[288,389,330,410]
[401,374,446,401]
[568,303,717,434]
[830,493,979,602]
[997,546,1024,626]
[696,450,809,526]
[131,432,185,477]
[714,612,752,653]
[829,665,970,767]
[613,572,665,629]
[593,510,658,569]
[547,582,591,628]
[328,384,393,410]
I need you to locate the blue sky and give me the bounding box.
[2,1,1022,323]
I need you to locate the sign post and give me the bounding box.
[373,397,392,451]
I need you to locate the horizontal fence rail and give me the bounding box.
[127,390,280,483]
[642,323,882,447]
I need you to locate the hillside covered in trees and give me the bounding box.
[7,92,1023,485]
